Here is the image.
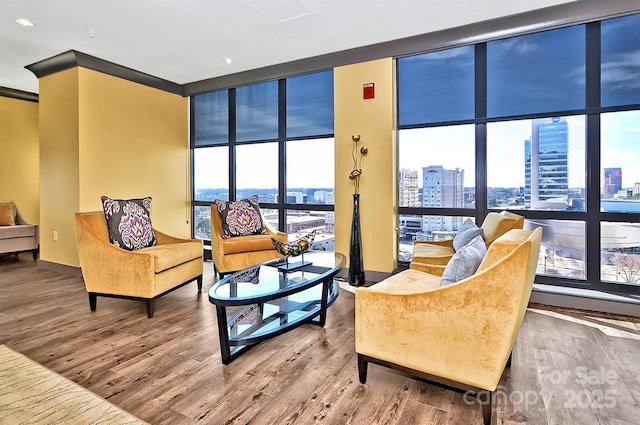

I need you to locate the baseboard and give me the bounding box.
[38,260,82,278]
[531,284,640,318]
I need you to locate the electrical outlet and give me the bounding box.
[53,231,58,242]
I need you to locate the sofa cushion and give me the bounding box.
[0,202,15,226]
[481,212,518,244]
[101,196,157,251]
[453,218,484,251]
[441,235,487,286]
[214,195,267,239]
[138,242,203,273]
[0,224,36,239]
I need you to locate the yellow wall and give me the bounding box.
[334,58,397,274]
[77,68,190,237]
[37,67,189,267]
[39,69,80,266]
[0,96,39,223]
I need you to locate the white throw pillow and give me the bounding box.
[441,235,487,286]
[453,218,484,251]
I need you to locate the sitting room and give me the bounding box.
[1,0,640,424]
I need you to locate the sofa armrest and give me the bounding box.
[408,262,446,276]
[413,238,454,247]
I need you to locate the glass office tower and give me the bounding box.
[525,117,569,209]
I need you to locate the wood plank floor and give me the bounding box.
[1,253,639,425]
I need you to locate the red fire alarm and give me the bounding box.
[363,83,375,99]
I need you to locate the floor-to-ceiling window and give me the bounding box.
[397,12,640,297]
[191,70,335,248]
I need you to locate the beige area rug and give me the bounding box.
[337,279,359,294]
[0,345,148,425]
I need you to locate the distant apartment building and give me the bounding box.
[524,117,569,209]
[421,165,464,233]
[634,182,640,196]
[276,192,307,204]
[313,190,334,204]
[603,168,622,196]
[398,169,420,207]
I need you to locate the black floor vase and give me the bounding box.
[349,194,365,286]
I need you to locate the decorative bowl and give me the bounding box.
[272,230,316,258]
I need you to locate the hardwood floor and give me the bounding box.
[1,253,639,424]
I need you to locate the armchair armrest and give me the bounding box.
[155,229,202,246]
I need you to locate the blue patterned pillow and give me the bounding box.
[101,196,157,251]
[214,195,267,239]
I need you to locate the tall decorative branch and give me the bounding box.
[349,134,368,195]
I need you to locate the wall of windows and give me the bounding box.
[191,70,335,248]
[398,13,640,296]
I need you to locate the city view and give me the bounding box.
[397,115,640,286]
[194,113,640,287]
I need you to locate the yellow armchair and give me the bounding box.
[410,210,524,272]
[210,204,287,276]
[356,227,542,425]
[75,211,203,318]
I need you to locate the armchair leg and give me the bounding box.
[481,392,492,425]
[197,274,203,292]
[88,293,97,311]
[146,299,155,318]
[32,248,38,260]
[357,353,368,384]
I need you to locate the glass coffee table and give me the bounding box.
[208,251,345,364]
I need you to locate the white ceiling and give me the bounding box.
[1,0,581,94]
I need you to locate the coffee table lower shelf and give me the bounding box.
[215,280,339,364]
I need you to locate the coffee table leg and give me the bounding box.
[318,278,330,326]
[216,306,232,364]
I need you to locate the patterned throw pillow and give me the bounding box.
[214,195,267,239]
[101,195,157,251]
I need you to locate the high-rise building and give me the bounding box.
[633,182,640,197]
[399,169,420,207]
[421,165,464,234]
[603,168,622,196]
[525,117,569,209]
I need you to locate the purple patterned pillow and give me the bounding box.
[101,195,157,251]
[214,195,267,239]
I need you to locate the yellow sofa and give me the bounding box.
[75,211,204,318]
[410,210,524,273]
[356,227,542,425]
[210,204,287,276]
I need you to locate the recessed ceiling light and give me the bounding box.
[224,58,234,65]
[16,18,34,27]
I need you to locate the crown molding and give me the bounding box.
[25,50,183,96]
[0,86,38,102]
